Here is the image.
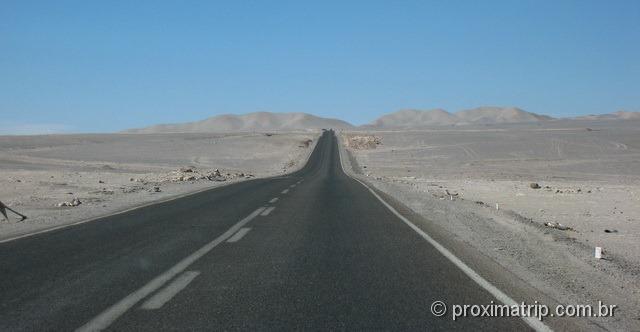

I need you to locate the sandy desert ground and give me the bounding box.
[342,120,640,329]
[0,131,318,240]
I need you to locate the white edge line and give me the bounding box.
[336,135,552,332]
[76,207,265,332]
[260,207,275,216]
[140,271,200,310]
[227,227,252,242]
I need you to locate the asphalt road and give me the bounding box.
[0,130,536,331]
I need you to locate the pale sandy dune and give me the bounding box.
[0,131,319,240]
[368,109,458,127]
[365,106,556,128]
[454,106,553,124]
[124,112,353,133]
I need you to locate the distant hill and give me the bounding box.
[455,107,553,124]
[367,107,554,128]
[124,112,354,133]
[368,109,458,128]
[124,109,640,133]
[572,111,640,121]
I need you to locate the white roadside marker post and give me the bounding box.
[595,247,603,259]
[496,203,499,210]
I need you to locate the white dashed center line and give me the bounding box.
[281,189,289,194]
[140,271,200,310]
[76,207,265,332]
[261,207,275,216]
[269,197,279,203]
[227,227,252,243]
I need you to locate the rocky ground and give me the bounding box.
[0,131,318,240]
[341,121,640,330]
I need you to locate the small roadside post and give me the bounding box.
[0,200,27,222]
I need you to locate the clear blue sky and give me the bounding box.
[1,1,639,133]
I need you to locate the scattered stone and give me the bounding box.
[205,169,226,181]
[161,167,246,183]
[122,186,144,194]
[150,186,161,193]
[345,135,382,150]
[530,182,541,189]
[57,198,82,207]
[153,167,254,182]
[544,222,572,231]
[604,229,618,233]
[98,180,104,184]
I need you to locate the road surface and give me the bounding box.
[0,130,538,331]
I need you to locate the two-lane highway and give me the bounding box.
[0,130,538,331]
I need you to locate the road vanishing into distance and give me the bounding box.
[0,131,542,331]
